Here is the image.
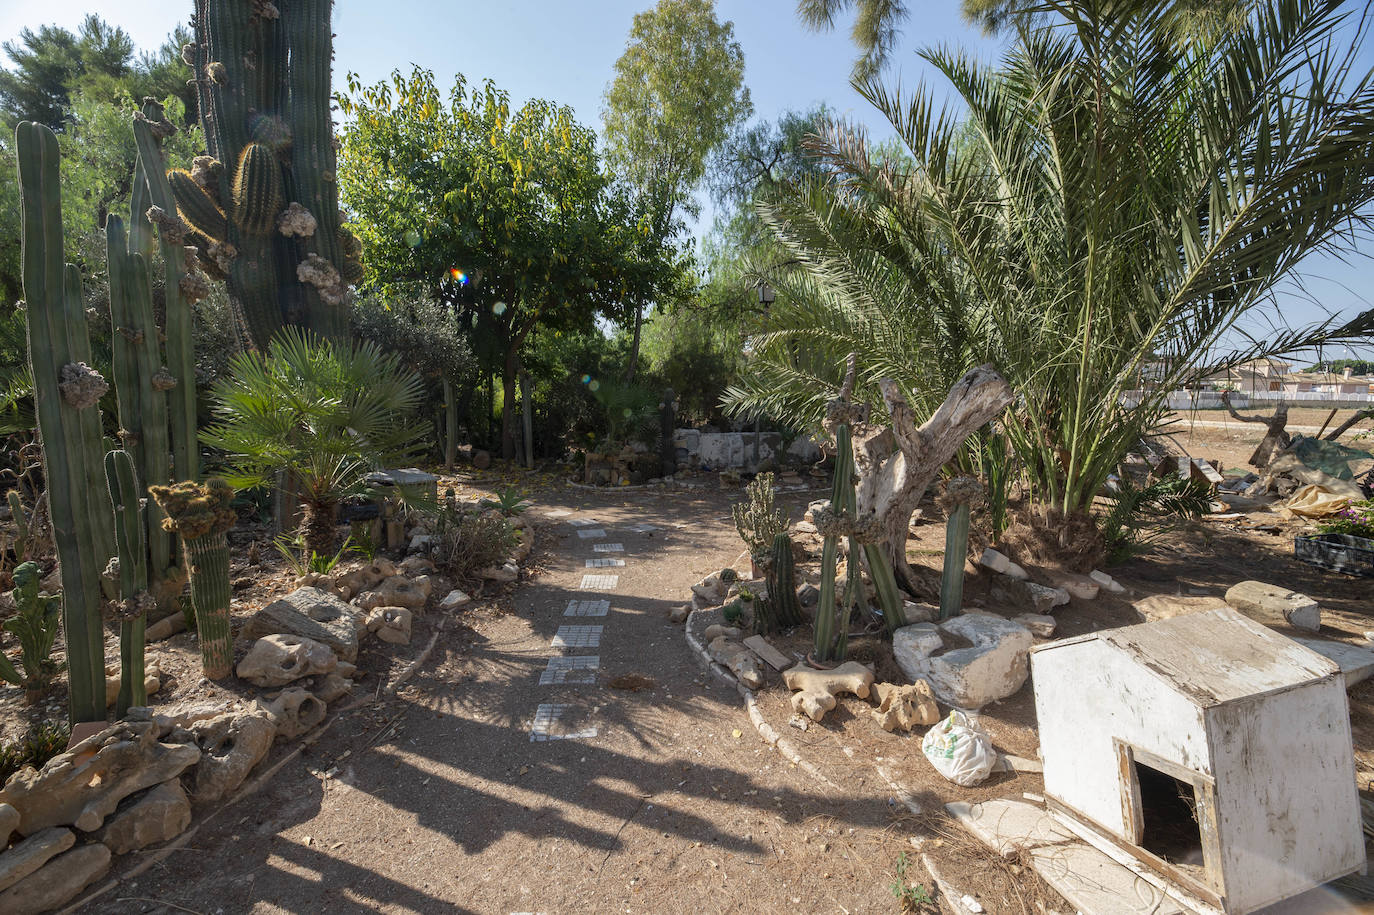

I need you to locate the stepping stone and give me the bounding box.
[579,574,619,590]
[538,655,599,685]
[529,703,597,741]
[551,625,602,649]
[627,523,659,533]
[945,799,1076,858]
[585,558,625,568]
[592,543,624,553]
[743,635,792,671]
[564,599,610,617]
[545,509,572,518]
[569,518,599,527]
[576,529,607,539]
[1291,637,1374,687]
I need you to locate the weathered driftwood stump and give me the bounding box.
[848,365,1014,599]
[1220,391,1291,467]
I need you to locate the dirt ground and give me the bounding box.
[1,410,1371,914]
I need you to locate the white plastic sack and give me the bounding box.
[922,710,996,787]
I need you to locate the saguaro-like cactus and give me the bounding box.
[767,533,803,628]
[16,121,113,724]
[150,480,236,679]
[175,0,361,348]
[106,450,152,717]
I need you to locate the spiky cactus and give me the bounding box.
[106,450,152,717]
[0,561,62,701]
[6,491,30,563]
[755,532,803,635]
[732,472,788,562]
[175,0,360,348]
[150,480,237,679]
[813,419,857,664]
[16,121,113,724]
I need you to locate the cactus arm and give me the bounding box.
[183,532,233,679]
[134,110,199,482]
[17,122,107,723]
[7,491,28,561]
[813,422,854,664]
[128,156,155,260]
[106,450,148,716]
[863,543,907,633]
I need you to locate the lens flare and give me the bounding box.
[588,379,601,392]
[449,267,468,285]
[492,301,507,316]
[581,374,591,384]
[404,229,421,247]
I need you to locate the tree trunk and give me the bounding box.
[442,378,457,471]
[521,367,534,468]
[624,298,644,383]
[301,499,338,557]
[501,346,519,462]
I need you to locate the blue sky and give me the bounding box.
[3,0,1372,361]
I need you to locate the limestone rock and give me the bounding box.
[991,577,1069,614]
[1014,613,1057,638]
[148,702,228,737]
[690,573,729,607]
[94,781,190,854]
[336,661,358,678]
[439,589,472,611]
[872,681,940,732]
[901,601,938,624]
[783,662,875,722]
[330,558,397,600]
[926,614,1032,709]
[1132,594,1228,622]
[246,587,360,662]
[979,548,1027,580]
[0,803,19,844]
[190,712,275,805]
[366,606,413,645]
[145,613,186,642]
[356,576,429,611]
[703,624,742,642]
[408,534,435,553]
[0,842,110,914]
[1090,569,1125,592]
[1039,570,1099,600]
[797,583,820,608]
[0,722,199,835]
[398,555,435,576]
[259,688,327,739]
[707,637,764,689]
[235,633,337,687]
[893,623,944,679]
[1224,581,1322,632]
[668,604,689,624]
[314,672,353,703]
[477,561,519,583]
[0,827,74,892]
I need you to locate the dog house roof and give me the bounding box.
[1035,608,1339,707]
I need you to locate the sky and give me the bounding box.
[2,0,1372,363]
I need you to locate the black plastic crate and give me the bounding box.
[1294,533,1374,578]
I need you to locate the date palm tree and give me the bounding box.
[202,328,426,555]
[733,0,1374,564]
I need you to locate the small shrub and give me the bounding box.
[273,534,352,576]
[889,852,935,911]
[1318,500,1374,540]
[430,507,517,580]
[1099,476,1213,564]
[0,561,63,698]
[0,720,70,785]
[481,486,530,517]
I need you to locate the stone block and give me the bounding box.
[94,781,190,855]
[1225,581,1322,632]
[0,843,110,915]
[246,587,360,662]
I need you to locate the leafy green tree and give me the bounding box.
[339,68,672,461]
[602,0,752,380]
[0,15,134,129]
[736,0,1374,561]
[203,329,426,555]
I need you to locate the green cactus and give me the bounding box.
[814,420,857,664]
[150,480,237,679]
[105,450,150,717]
[765,532,803,629]
[183,0,354,348]
[732,471,789,561]
[16,120,113,724]
[6,491,30,564]
[0,562,63,700]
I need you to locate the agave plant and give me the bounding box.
[732,0,1374,547]
[202,328,426,555]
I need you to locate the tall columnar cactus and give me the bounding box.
[755,531,803,635]
[174,0,361,349]
[150,480,237,679]
[16,121,114,724]
[7,491,30,563]
[106,450,152,717]
[813,419,857,664]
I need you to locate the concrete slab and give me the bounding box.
[1027,842,1198,915]
[1291,637,1374,687]
[743,635,792,671]
[944,799,1075,858]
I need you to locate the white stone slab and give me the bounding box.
[1027,841,1196,914]
[545,509,572,518]
[538,655,599,685]
[579,574,619,590]
[564,599,610,617]
[551,625,602,649]
[743,635,792,671]
[945,799,1075,858]
[1291,637,1374,687]
[576,529,607,539]
[592,543,624,553]
[627,523,660,533]
[530,703,597,741]
[569,518,598,527]
[585,558,625,568]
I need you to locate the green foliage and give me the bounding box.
[1101,476,1214,564]
[588,379,660,453]
[0,15,134,129]
[888,851,935,910]
[202,328,425,554]
[732,472,789,559]
[351,294,477,386]
[638,297,746,426]
[273,533,353,577]
[1305,359,1374,376]
[481,487,530,517]
[722,600,744,625]
[0,721,69,786]
[1318,500,1374,540]
[0,562,63,694]
[737,0,1374,525]
[427,505,517,581]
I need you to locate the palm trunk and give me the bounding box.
[301,498,338,557]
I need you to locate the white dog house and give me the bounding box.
[1032,608,1363,914]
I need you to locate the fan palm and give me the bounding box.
[202,328,426,555]
[732,0,1374,540]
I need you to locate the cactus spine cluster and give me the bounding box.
[106,450,150,717]
[16,121,114,723]
[732,472,788,561]
[176,0,360,348]
[150,480,236,679]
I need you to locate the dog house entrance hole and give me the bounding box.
[1135,758,1204,866]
